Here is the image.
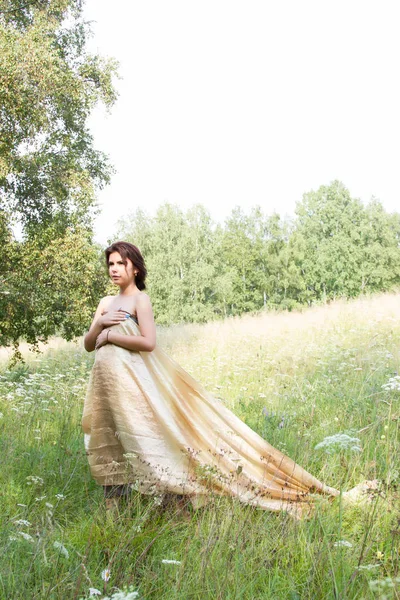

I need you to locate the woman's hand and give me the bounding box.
[98,310,129,328]
[95,328,111,350]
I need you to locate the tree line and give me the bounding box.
[116,181,400,324]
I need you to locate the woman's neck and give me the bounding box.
[118,283,139,296]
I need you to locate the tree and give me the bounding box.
[0,0,118,350]
[293,181,400,302]
[218,207,260,314]
[0,0,118,233]
[117,203,218,325]
[294,181,365,301]
[359,199,400,292]
[0,227,107,355]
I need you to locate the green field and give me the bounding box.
[1,294,399,599]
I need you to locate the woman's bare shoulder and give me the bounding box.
[99,295,116,312]
[135,292,152,306]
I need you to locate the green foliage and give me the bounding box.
[0,0,118,232]
[117,204,217,325]
[0,0,117,350]
[0,227,107,349]
[294,181,400,302]
[116,182,400,326]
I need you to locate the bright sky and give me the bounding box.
[83,0,400,245]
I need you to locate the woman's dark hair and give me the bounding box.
[105,241,147,291]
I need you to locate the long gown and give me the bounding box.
[82,314,340,514]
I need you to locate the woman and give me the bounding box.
[83,241,366,516]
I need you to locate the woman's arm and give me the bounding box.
[84,297,128,352]
[84,298,107,352]
[98,294,157,353]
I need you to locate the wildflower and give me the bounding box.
[376,550,384,560]
[26,475,44,486]
[381,375,400,392]
[334,540,353,548]
[369,577,400,594]
[13,519,31,527]
[103,590,139,600]
[88,589,102,597]
[357,564,380,571]
[45,502,54,509]
[123,452,138,460]
[53,541,69,558]
[101,568,111,582]
[55,494,66,500]
[314,433,362,454]
[161,559,182,565]
[18,532,34,542]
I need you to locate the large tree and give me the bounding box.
[294,181,400,301]
[0,0,117,351]
[0,0,117,232]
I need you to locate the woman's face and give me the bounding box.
[108,251,136,286]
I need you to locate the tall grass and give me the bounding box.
[1,293,399,599]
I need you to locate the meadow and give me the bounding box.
[1,293,399,600]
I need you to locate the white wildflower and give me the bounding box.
[123,452,138,460]
[26,475,44,486]
[161,559,182,565]
[104,591,139,600]
[55,494,66,500]
[35,495,47,502]
[315,433,362,454]
[357,564,380,571]
[45,502,54,509]
[53,541,69,558]
[13,519,31,527]
[101,568,111,582]
[18,531,34,542]
[88,589,102,597]
[369,577,400,594]
[382,375,400,392]
[334,540,353,548]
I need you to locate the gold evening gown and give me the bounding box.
[82,314,340,514]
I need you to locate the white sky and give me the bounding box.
[83,0,400,245]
